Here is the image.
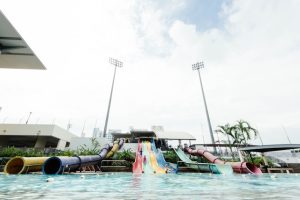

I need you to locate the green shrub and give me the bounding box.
[111,160,133,167]
[247,156,274,167]
[115,149,135,162]
[163,150,178,163]
[75,138,102,155]
[0,138,108,157]
[190,155,210,163]
[0,147,45,157]
[49,149,76,157]
[0,147,23,157]
[22,148,44,157]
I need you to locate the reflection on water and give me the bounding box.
[0,173,299,200]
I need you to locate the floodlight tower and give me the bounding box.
[192,61,217,154]
[103,58,123,138]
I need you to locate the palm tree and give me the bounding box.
[235,120,258,146]
[215,124,236,159]
[216,120,258,159]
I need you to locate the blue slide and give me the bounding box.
[150,139,177,173]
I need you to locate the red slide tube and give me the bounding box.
[185,148,262,174]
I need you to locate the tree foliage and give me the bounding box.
[216,120,258,146]
[0,138,102,157]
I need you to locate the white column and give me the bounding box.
[34,137,47,148]
[261,153,268,165]
[56,139,67,150]
[238,150,244,162]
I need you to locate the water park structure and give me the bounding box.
[1,8,298,176]
[174,147,233,174]
[3,128,300,175]
[132,138,177,174]
[4,139,124,174]
[184,146,262,174]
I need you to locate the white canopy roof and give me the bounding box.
[0,10,45,69]
[154,131,196,140]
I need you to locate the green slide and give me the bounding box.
[174,148,233,174]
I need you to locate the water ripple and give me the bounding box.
[0,173,299,199]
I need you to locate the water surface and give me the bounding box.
[0,173,299,200]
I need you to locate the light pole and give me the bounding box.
[103,57,123,138]
[192,61,217,153]
[25,112,32,124]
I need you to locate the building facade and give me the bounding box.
[0,124,76,150]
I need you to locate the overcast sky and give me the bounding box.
[0,0,300,145]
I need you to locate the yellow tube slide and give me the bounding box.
[106,141,119,158]
[4,156,48,174]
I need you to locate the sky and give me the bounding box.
[0,0,300,145]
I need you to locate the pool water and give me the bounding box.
[0,173,299,200]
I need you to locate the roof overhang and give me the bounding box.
[154,131,196,140]
[239,144,300,153]
[111,133,132,138]
[131,130,156,138]
[0,10,45,69]
[129,130,196,140]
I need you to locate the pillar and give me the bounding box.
[238,150,244,162]
[34,137,47,148]
[56,139,67,150]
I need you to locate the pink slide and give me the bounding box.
[132,139,143,174]
[185,147,262,174]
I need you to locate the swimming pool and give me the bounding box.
[0,173,299,199]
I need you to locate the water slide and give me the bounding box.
[132,139,143,173]
[43,139,124,175]
[174,148,233,174]
[42,144,110,174]
[106,139,124,158]
[146,141,166,174]
[151,140,177,173]
[142,141,158,174]
[185,147,262,174]
[4,157,48,174]
[133,140,167,174]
